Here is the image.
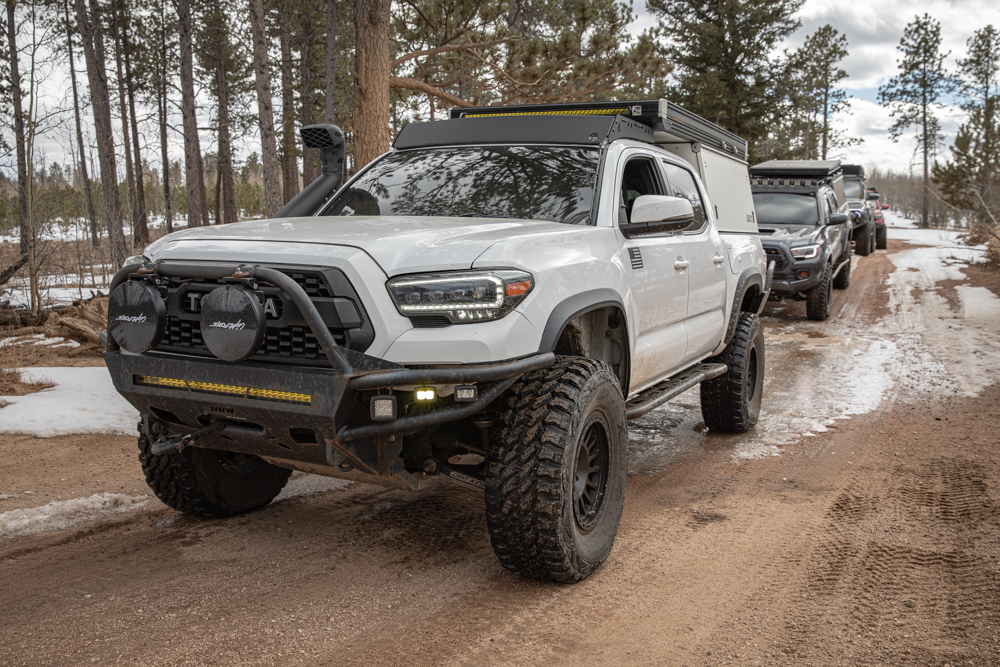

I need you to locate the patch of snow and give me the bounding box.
[0,367,139,437]
[272,474,353,503]
[0,493,149,538]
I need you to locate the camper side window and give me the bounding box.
[662,162,708,233]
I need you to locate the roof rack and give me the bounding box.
[749,159,842,181]
[449,99,748,161]
[393,114,652,150]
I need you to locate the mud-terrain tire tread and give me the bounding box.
[833,244,852,290]
[805,261,833,321]
[876,224,887,249]
[138,426,291,518]
[700,312,764,433]
[485,357,627,583]
[855,224,872,256]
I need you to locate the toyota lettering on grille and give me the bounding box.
[187,292,281,319]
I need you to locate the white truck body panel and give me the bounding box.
[142,126,767,400]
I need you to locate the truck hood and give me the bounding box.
[757,224,822,246]
[145,215,576,276]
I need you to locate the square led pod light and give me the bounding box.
[370,394,397,421]
[454,385,478,403]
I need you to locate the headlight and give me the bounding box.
[123,254,149,268]
[790,245,821,259]
[386,270,534,324]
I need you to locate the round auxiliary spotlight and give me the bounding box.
[108,280,166,353]
[199,285,266,362]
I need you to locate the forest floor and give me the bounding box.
[1,218,999,666]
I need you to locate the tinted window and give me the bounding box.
[844,180,865,198]
[752,192,819,226]
[321,146,600,225]
[662,162,708,232]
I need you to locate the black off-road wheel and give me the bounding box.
[833,245,852,290]
[138,429,291,518]
[855,224,872,257]
[485,357,628,583]
[700,312,764,433]
[806,261,833,321]
[876,224,887,249]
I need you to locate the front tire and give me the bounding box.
[139,430,291,518]
[855,224,872,256]
[700,312,764,433]
[485,357,628,583]
[806,261,833,321]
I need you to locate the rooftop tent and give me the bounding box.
[749,160,842,179]
[841,164,865,178]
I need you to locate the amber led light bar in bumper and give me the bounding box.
[134,375,311,405]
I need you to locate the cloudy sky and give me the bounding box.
[633,0,1000,173]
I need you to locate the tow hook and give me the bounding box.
[150,421,228,455]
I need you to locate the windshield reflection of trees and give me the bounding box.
[322,147,600,225]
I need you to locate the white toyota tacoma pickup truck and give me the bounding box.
[103,100,772,582]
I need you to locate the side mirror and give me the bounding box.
[621,195,695,238]
[882,204,889,210]
[828,212,849,225]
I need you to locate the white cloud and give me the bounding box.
[830,98,967,173]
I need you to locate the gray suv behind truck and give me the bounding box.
[750,160,852,321]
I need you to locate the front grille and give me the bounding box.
[763,247,788,273]
[153,266,371,368]
[160,318,346,363]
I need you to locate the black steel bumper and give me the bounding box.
[104,260,555,489]
[768,254,823,296]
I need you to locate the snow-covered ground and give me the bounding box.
[0,367,139,437]
[0,493,150,538]
[629,211,1000,470]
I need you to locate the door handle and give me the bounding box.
[713,254,725,265]
[674,259,690,270]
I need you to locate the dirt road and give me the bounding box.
[2,234,999,666]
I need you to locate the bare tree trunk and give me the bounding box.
[63,0,100,247]
[76,0,127,266]
[249,0,282,217]
[5,1,29,255]
[158,0,172,234]
[178,0,206,228]
[352,0,391,170]
[120,8,148,246]
[109,0,137,247]
[280,16,300,203]
[325,0,337,123]
[214,160,222,224]
[301,8,318,185]
[215,39,238,224]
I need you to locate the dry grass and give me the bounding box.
[0,328,56,400]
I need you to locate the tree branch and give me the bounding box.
[392,39,513,68]
[390,77,474,107]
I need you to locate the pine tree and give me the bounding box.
[878,14,955,227]
[795,25,857,160]
[933,25,1000,237]
[646,0,803,160]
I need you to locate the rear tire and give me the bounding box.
[855,224,872,256]
[876,224,887,249]
[138,429,291,518]
[700,312,764,433]
[833,246,852,290]
[485,357,628,583]
[806,261,833,321]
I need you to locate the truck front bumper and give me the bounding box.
[106,350,554,488]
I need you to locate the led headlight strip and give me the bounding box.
[386,270,533,324]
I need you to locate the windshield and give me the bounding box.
[321,146,600,225]
[752,192,819,226]
[844,180,865,198]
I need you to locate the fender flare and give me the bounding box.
[538,288,627,353]
[723,268,766,345]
